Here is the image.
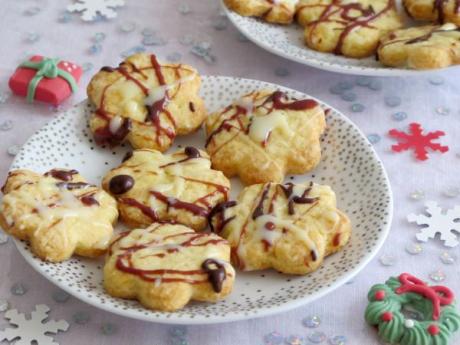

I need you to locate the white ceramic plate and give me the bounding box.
[10,76,392,324]
[223,1,458,76]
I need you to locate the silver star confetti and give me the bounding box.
[367,134,381,144]
[24,32,40,43]
[0,120,13,131]
[392,111,407,121]
[119,21,136,33]
[443,187,460,198]
[329,335,347,345]
[24,7,41,16]
[340,91,357,102]
[170,326,187,338]
[52,290,70,303]
[379,254,396,266]
[405,242,422,255]
[429,270,446,282]
[384,95,401,107]
[11,283,27,296]
[308,331,327,344]
[350,103,365,112]
[435,106,450,115]
[72,311,90,324]
[440,251,456,265]
[101,322,118,335]
[0,299,9,312]
[264,331,284,345]
[302,315,321,328]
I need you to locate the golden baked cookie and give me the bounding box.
[209,182,351,274]
[377,23,460,69]
[403,0,460,25]
[104,222,235,311]
[102,147,230,231]
[87,53,206,151]
[205,90,326,185]
[0,169,118,262]
[224,0,298,24]
[296,0,403,58]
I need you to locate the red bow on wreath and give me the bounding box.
[396,273,454,320]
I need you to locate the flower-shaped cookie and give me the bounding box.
[209,182,351,274]
[205,90,326,185]
[403,0,460,25]
[378,23,460,69]
[87,53,207,150]
[0,169,118,262]
[104,222,235,311]
[102,147,230,231]
[224,0,298,24]
[296,0,402,57]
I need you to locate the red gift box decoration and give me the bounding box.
[8,55,82,106]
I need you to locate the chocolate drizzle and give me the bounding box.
[109,175,135,194]
[202,259,226,293]
[208,201,237,233]
[252,184,271,220]
[159,147,201,168]
[45,169,78,181]
[433,0,460,23]
[56,182,93,190]
[94,117,132,146]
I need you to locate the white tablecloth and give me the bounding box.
[1,1,460,344]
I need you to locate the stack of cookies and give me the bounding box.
[0,53,351,312]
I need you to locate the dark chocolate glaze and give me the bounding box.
[109,175,135,194]
[56,182,93,190]
[94,117,132,146]
[252,184,271,220]
[122,151,133,162]
[80,194,100,206]
[208,201,237,233]
[201,259,226,293]
[46,169,78,181]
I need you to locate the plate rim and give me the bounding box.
[11,75,393,325]
[222,1,458,77]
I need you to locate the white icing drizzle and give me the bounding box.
[109,116,124,134]
[439,23,457,31]
[144,74,196,107]
[235,97,254,114]
[248,112,290,144]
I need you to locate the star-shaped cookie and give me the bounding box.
[209,182,351,274]
[224,0,299,24]
[205,89,326,185]
[403,0,460,25]
[0,169,118,262]
[102,147,230,231]
[378,23,460,69]
[104,222,235,311]
[296,0,402,57]
[87,53,207,151]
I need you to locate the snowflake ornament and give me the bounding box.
[408,201,460,247]
[0,304,69,345]
[388,122,449,161]
[67,0,125,21]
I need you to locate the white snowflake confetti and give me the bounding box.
[408,201,460,247]
[67,0,125,21]
[0,304,69,345]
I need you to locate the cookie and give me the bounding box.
[365,273,460,345]
[296,0,403,58]
[104,222,235,311]
[102,147,230,231]
[378,23,460,69]
[403,0,460,25]
[209,182,351,274]
[87,53,207,151]
[224,0,298,24]
[205,90,326,185]
[0,169,118,262]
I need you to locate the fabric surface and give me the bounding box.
[0,0,460,344]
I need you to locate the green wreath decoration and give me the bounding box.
[365,273,460,345]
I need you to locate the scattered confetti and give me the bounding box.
[368,79,382,91]
[142,34,167,46]
[93,32,106,43]
[72,311,90,324]
[329,85,343,95]
[367,134,381,144]
[179,34,194,45]
[170,326,187,338]
[213,18,228,30]
[101,322,118,335]
[52,290,70,303]
[337,80,353,90]
[435,106,450,116]
[0,231,8,244]
[24,32,40,43]
[409,190,425,200]
[384,95,401,107]
[405,242,422,255]
[264,331,284,345]
[379,253,396,266]
[440,251,456,265]
[0,299,9,312]
[392,111,407,121]
[443,187,460,198]
[82,62,94,73]
[429,76,444,85]
[275,67,289,77]
[0,304,69,345]
[7,145,20,156]
[0,120,13,131]
[341,91,357,102]
[350,103,365,112]
[408,201,460,247]
[10,283,27,296]
[285,335,304,345]
[58,11,73,23]
[355,76,372,86]
[89,43,102,55]
[191,42,216,63]
[329,335,347,345]
[388,123,449,161]
[119,21,136,33]
[178,3,191,15]
[303,315,321,328]
[67,0,125,21]
[170,338,188,345]
[142,28,156,36]
[24,6,41,16]
[307,331,327,344]
[429,269,446,282]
